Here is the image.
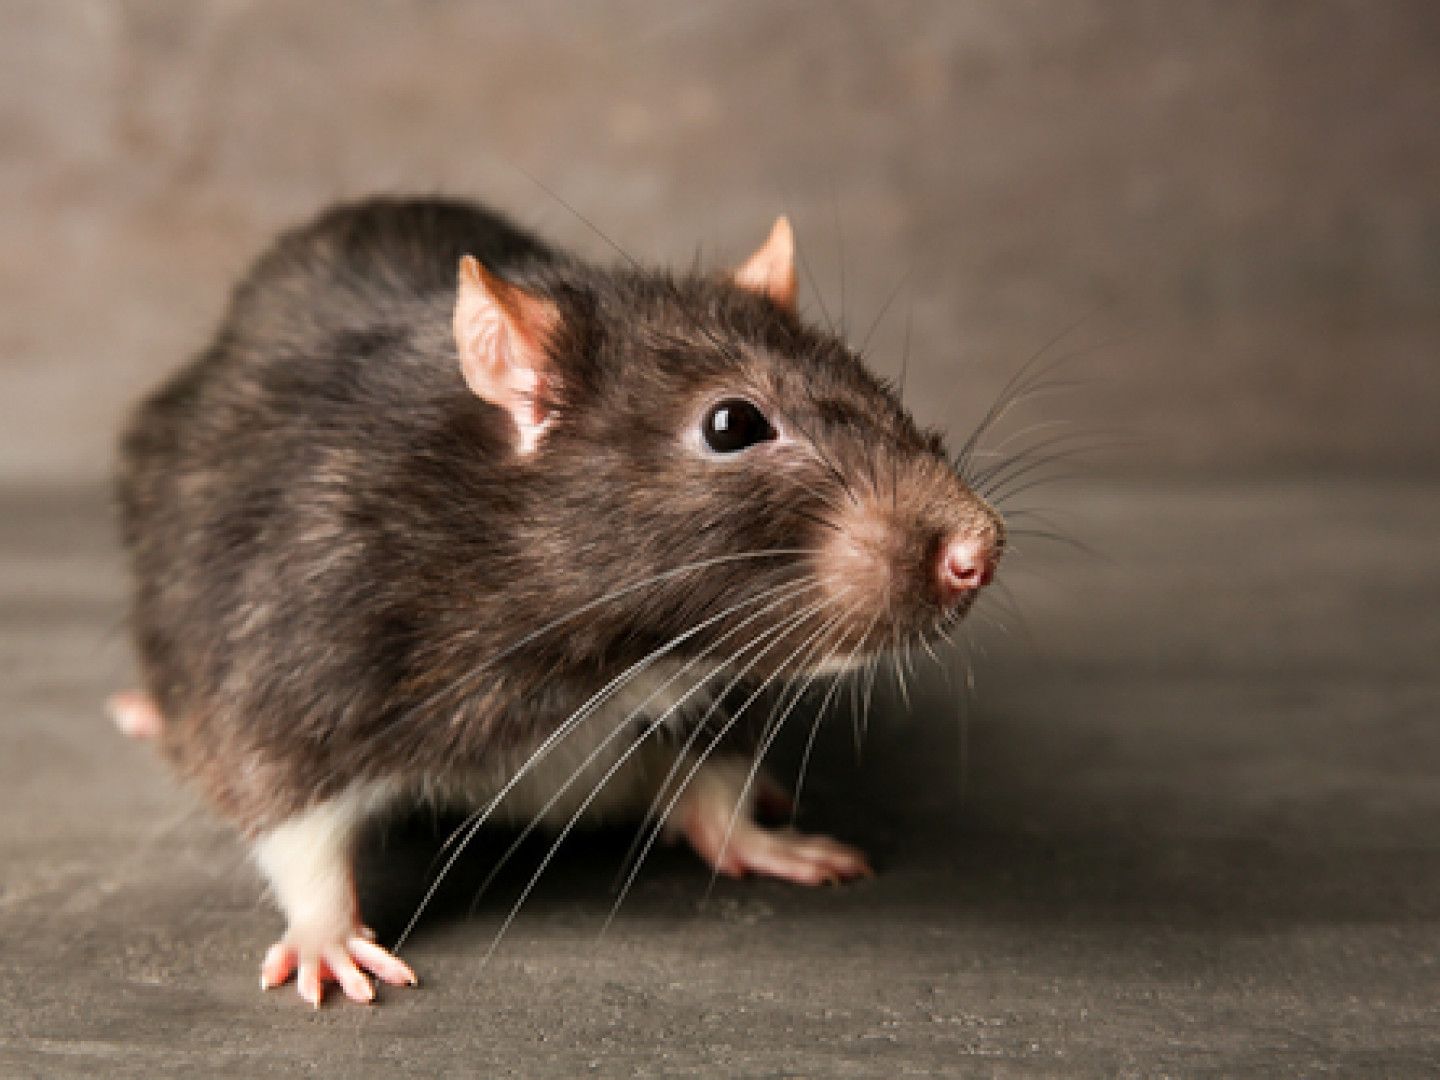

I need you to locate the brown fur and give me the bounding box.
[115,196,1001,838]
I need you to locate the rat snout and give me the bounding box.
[936,526,1000,607]
[809,450,1005,654]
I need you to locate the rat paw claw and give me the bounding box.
[323,947,375,1004]
[349,935,418,986]
[260,942,297,990]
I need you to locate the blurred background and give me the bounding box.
[3,2,1438,1073]
[2,0,1436,481]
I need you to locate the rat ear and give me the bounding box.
[453,255,559,455]
[732,216,798,314]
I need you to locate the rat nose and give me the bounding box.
[937,531,998,605]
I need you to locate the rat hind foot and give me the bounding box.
[106,689,163,738]
[689,818,873,885]
[260,927,416,1008]
[673,759,873,886]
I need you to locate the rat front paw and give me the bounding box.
[259,926,416,1007]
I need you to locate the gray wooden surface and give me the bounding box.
[3,480,1437,1076]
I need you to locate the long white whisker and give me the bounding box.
[465,656,727,919]
[955,304,1114,476]
[794,605,883,821]
[483,596,833,961]
[603,600,842,931]
[394,575,816,949]
[892,639,912,714]
[980,437,1133,503]
[965,417,1079,465]
[752,595,854,754]
[860,648,882,747]
[609,591,836,893]
[425,575,814,873]
[412,548,817,717]
[702,602,860,895]
[460,579,828,915]
[919,626,943,668]
[788,666,850,828]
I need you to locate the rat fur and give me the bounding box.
[112,195,1003,1005]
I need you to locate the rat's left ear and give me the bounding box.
[453,255,560,455]
[732,216,798,314]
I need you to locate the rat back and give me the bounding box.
[115,198,561,832]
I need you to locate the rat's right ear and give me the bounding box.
[453,256,560,455]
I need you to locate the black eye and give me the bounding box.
[701,398,776,454]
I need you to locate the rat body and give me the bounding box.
[113,196,1002,1006]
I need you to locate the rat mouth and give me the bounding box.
[802,534,997,668]
[731,577,989,683]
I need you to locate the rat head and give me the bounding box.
[452,218,1003,678]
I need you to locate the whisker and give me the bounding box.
[891,302,913,515]
[860,644,883,749]
[610,591,838,891]
[954,308,1134,479]
[603,597,843,932]
[750,593,860,759]
[966,417,1081,464]
[999,506,1079,529]
[431,548,816,705]
[889,633,911,715]
[791,218,837,337]
[1003,526,1110,563]
[954,305,1108,476]
[783,389,862,507]
[956,665,972,805]
[979,435,1138,501]
[971,427,1129,494]
[464,657,723,920]
[957,373,1103,482]
[460,579,832,916]
[700,606,858,896]
[426,570,811,864]
[483,597,833,960]
[988,469,1094,508]
[787,663,850,829]
[395,575,817,949]
[980,580,1040,653]
[787,603,882,827]
[859,269,912,357]
[918,624,943,669]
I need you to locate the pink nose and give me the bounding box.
[937,532,997,604]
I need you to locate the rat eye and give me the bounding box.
[702,398,776,454]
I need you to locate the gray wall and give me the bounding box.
[3,0,1436,482]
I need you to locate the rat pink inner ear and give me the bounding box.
[732,216,798,314]
[453,255,560,455]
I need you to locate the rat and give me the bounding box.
[110,195,1003,1007]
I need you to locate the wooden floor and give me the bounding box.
[2,480,1437,1077]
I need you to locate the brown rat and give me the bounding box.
[111,195,1003,1006]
